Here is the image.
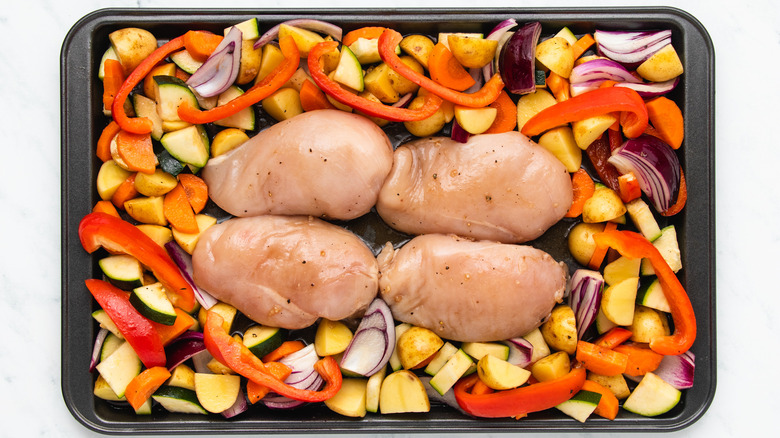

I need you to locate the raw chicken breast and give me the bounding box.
[378,234,567,342]
[203,109,393,220]
[192,215,379,329]
[376,132,573,243]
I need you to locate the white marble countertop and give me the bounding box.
[2,0,777,436]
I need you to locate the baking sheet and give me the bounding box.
[61,7,716,434]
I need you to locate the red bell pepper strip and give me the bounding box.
[453,367,586,418]
[78,212,196,313]
[585,134,623,192]
[112,36,186,135]
[377,28,505,108]
[593,230,696,355]
[177,36,300,124]
[85,279,166,368]
[520,87,649,139]
[308,41,443,122]
[203,311,342,402]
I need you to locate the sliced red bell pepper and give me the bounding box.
[78,212,196,312]
[85,279,166,368]
[203,311,342,402]
[453,367,586,418]
[520,87,649,139]
[177,35,300,124]
[308,40,443,122]
[585,134,622,192]
[377,28,505,108]
[593,230,696,355]
[112,36,186,135]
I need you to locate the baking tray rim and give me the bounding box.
[61,6,716,434]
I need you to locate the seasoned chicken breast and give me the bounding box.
[378,234,567,342]
[202,109,394,220]
[192,215,379,329]
[376,132,573,243]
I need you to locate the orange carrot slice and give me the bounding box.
[183,30,224,62]
[483,91,518,134]
[645,96,684,149]
[575,340,628,376]
[613,343,665,377]
[177,174,209,214]
[115,130,157,174]
[261,340,306,363]
[427,42,475,92]
[163,183,199,234]
[92,200,121,218]
[111,173,138,210]
[581,380,619,420]
[299,79,336,112]
[594,327,633,349]
[571,34,596,60]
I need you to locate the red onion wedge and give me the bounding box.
[504,337,534,368]
[165,332,206,371]
[499,21,541,94]
[568,269,605,339]
[652,350,695,389]
[339,298,395,377]
[255,19,342,49]
[570,78,606,97]
[187,26,242,97]
[450,119,471,144]
[608,135,681,212]
[615,77,680,97]
[391,92,414,108]
[191,349,215,374]
[221,387,249,418]
[569,58,643,85]
[464,67,484,94]
[420,376,468,415]
[483,19,517,79]
[165,241,218,310]
[89,328,110,372]
[595,29,671,66]
[263,344,323,409]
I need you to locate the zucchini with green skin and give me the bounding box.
[625,198,662,242]
[636,277,672,312]
[99,254,143,285]
[623,372,681,416]
[154,75,200,122]
[429,348,474,395]
[153,386,208,414]
[214,86,256,130]
[92,309,123,339]
[160,124,210,168]
[243,325,286,358]
[640,225,682,275]
[555,389,602,422]
[95,341,142,398]
[130,283,177,325]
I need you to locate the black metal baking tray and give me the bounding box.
[61,7,716,434]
